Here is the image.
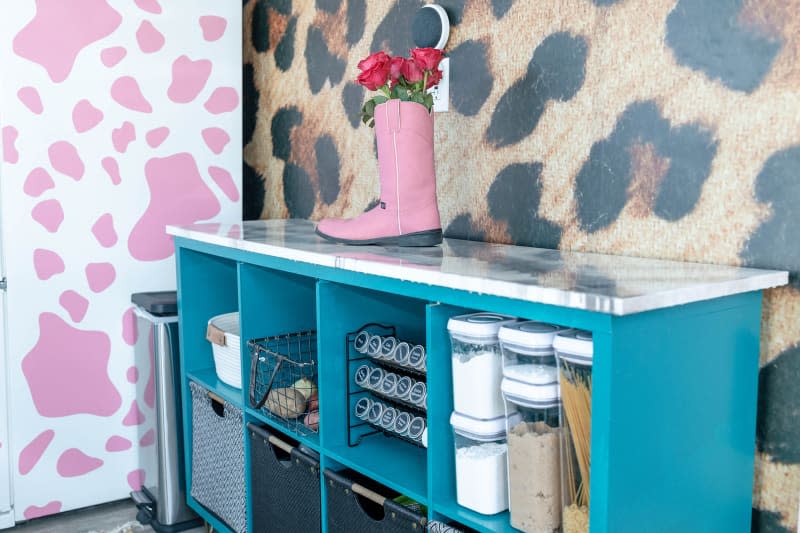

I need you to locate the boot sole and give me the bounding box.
[315,228,443,247]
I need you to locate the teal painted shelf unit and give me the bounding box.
[169,220,787,533]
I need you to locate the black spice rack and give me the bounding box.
[345,323,427,448]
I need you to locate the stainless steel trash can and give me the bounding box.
[130,291,202,533]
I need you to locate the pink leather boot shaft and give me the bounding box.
[316,100,442,246]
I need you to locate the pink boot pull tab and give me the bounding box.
[316,100,442,247]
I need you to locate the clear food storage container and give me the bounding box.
[502,365,561,533]
[447,313,517,419]
[450,411,515,515]
[554,330,593,533]
[499,321,569,371]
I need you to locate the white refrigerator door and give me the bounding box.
[0,289,12,529]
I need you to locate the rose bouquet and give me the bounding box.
[356,47,445,127]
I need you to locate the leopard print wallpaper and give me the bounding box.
[242,1,800,530]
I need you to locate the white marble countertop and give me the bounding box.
[167,219,788,315]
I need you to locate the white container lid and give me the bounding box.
[447,312,517,343]
[501,365,559,408]
[498,321,570,354]
[450,411,517,441]
[553,329,594,365]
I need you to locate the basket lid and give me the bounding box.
[447,313,517,342]
[450,411,516,441]
[501,366,560,407]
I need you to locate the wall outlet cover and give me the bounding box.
[430,57,449,113]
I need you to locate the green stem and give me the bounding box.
[380,85,391,98]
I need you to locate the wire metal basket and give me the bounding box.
[248,331,319,436]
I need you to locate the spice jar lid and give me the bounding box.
[367,335,383,357]
[367,402,384,423]
[367,367,384,390]
[447,313,517,343]
[408,417,426,439]
[408,381,427,407]
[408,345,426,368]
[380,336,397,358]
[501,367,560,408]
[395,376,413,399]
[380,407,398,429]
[450,411,513,441]
[354,330,371,353]
[380,373,399,396]
[394,412,412,435]
[499,321,570,354]
[393,342,411,364]
[354,365,371,387]
[354,397,372,419]
[553,329,594,365]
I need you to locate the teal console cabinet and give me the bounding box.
[168,220,787,533]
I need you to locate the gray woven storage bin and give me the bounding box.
[189,381,246,533]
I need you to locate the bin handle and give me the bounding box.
[207,391,225,405]
[351,482,386,507]
[267,435,294,455]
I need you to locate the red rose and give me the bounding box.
[401,58,424,83]
[425,68,442,89]
[411,47,444,71]
[389,56,405,84]
[356,51,390,91]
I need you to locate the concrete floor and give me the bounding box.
[9,499,159,533]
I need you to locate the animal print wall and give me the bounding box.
[242,0,800,530]
[0,0,240,521]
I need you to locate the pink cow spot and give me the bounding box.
[126,366,139,383]
[33,249,64,280]
[12,0,121,82]
[127,469,146,491]
[23,501,62,520]
[48,141,84,180]
[122,307,137,346]
[123,400,145,426]
[140,429,155,447]
[18,430,55,475]
[200,16,227,42]
[85,262,116,293]
[106,435,132,452]
[22,313,121,417]
[128,153,221,261]
[32,199,64,233]
[2,126,19,164]
[227,224,242,239]
[167,55,212,103]
[72,99,104,133]
[111,76,152,113]
[202,128,230,155]
[91,213,118,247]
[136,21,164,53]
[101,46,126,67]
[134,0,161,14]
[18,86,44,114]
[204,87,238,114]
[24,168,55,197]
[112,121,136,153]
[145,328,155,408]
[102,156,122,185]
[57,448,103,477]
[209,166,239,201]
[146,127,170,148]
[59,290,89,322]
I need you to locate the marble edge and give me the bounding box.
[167,225,790,316]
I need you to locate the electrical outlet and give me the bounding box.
[430,57,449,113]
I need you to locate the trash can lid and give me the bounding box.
[131,291,178,316]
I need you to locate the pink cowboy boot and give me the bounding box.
[316,99,442,246]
